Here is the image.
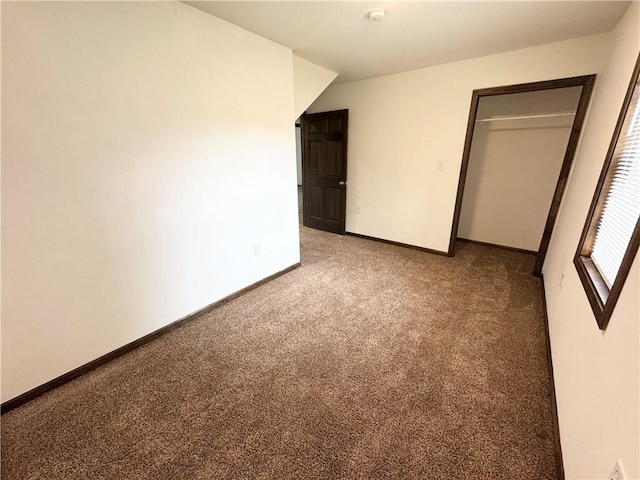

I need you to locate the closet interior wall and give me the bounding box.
[459,87,583,252]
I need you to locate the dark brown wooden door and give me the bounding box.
[301,109,348,234]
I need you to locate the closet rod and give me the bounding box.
[476,112,576,122]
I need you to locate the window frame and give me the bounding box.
[574,53,640,331]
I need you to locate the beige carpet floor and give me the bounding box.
[1,227,558,479]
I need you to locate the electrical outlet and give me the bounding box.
[254,245,261,256]
[436,161,444,171]
[356,206,361,214]
[609,459,626,480]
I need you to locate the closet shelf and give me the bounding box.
[476,112,576,122]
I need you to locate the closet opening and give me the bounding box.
[449,75,596,276]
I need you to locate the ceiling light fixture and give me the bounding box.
[368,9,385,22]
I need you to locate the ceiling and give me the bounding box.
[186,1,630,83]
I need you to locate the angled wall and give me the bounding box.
[1,2,299,402]
[293,55,338,120]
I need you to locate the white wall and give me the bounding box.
[543,3,639,479]
[309,33,611,251]
[459,87,582,251]
[1,2,300,402]
[292,55,338,121]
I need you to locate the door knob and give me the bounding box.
[339,180,346,186]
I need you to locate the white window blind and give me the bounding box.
[591,79,640,287]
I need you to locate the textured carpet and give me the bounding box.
[1,227,558,479]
